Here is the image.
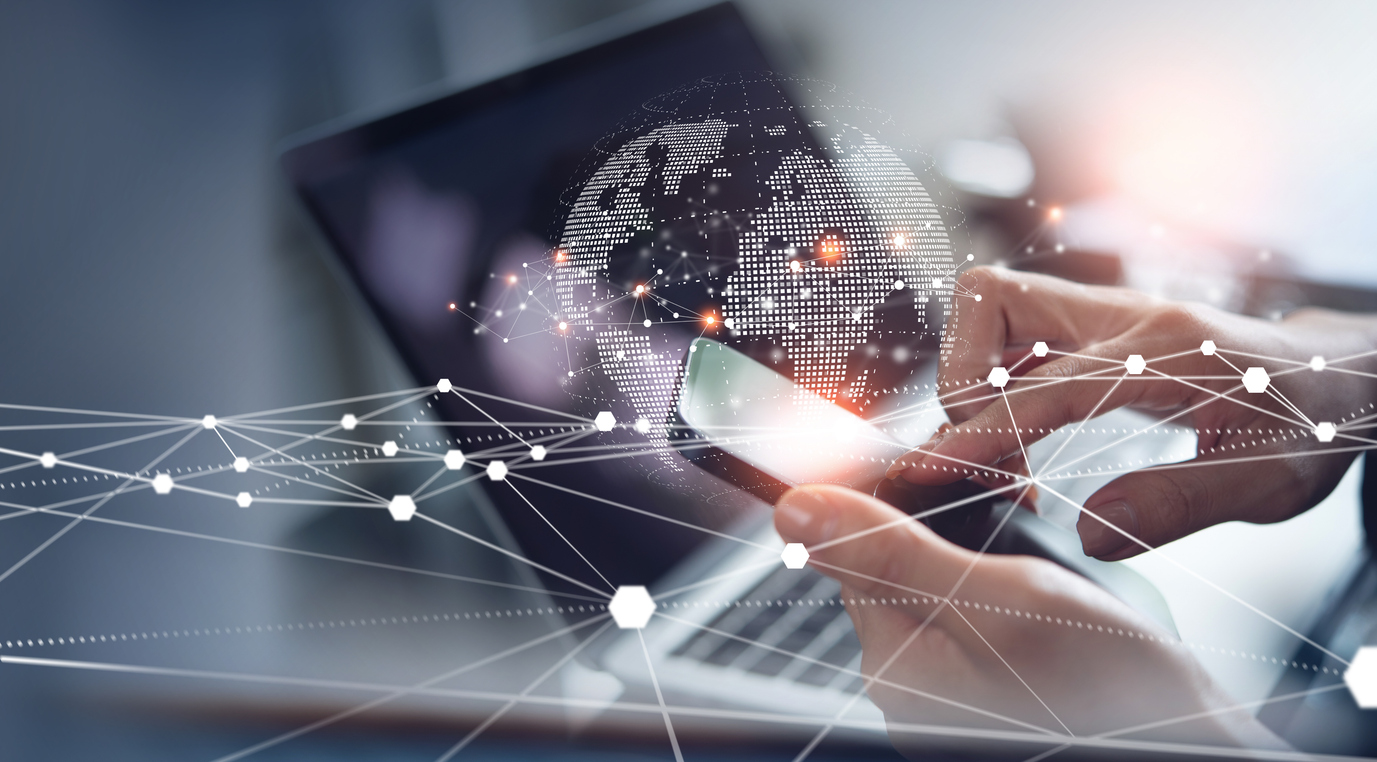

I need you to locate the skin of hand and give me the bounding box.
[887,266,1377,560]
[774,484,1287,755]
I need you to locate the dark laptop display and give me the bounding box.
[281,4,777,598]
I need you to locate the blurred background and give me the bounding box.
[2,1,1376,758]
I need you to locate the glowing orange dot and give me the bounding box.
[1048,207,1063,222]
[635,284,645,294]
[555,249,567,262]
[705,315,716,325]
[894,233,906,248]
[558,321,568,331]
[448,303,457,311]
[508,275,517,284]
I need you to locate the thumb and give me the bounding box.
[773,484,1007,652]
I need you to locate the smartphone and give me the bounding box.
[672,337,999,547]
[672,338,1178,633]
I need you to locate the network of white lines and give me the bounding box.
[1,334,1376,761]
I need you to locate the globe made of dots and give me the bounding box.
[550,75,956,452]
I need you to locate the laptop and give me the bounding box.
[280,0,1369,750]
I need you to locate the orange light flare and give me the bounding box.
[507,274,518,285]
[893,233,906,249]
[557,321,568,331]
[634,284,646,296]
[1048,206,1063,223]
[448,302,457,311]
[815,233,845,265]
[554,248,568,263]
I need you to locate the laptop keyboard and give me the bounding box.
[669,566,865,693]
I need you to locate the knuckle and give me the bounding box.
[1141,470,1210,533]
[1144,303,1208,344]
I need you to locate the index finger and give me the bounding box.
[941,267,1149,423]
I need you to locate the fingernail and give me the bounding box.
[775,487,838,545]
[885,424,951,479]
[1078,500,1138,557]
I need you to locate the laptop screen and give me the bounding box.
[281,3,778,597]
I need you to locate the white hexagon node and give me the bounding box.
[387,494,416,521]
[608,585,656,629]
[340,414,358,431]
[1314,422,1337,443]
[1344,646,1377,709]
[1124,354,1146,375]
[201,415,217,430]
[529,445,547,461]
[1310,356,1326,372]
[987,367,1010,389]
[1200,340,1216,356]
[436,378,453,393]
[39,452,56,469]
[1241,367,1270,394]
[486,460,508,481]
[151,473,173,495]
[1032,341,1049,358]
[236,492,253,508]
[444,449,466,470]
[233,456,250,473]
[382,440,399,457]
[594,411,616,432]
[781,543,810,569]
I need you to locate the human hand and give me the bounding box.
[774,484,1285,755]
[888,267,1377,560]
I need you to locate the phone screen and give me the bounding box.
[675,338,947,495]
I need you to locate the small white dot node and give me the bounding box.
[609,585,656,629]
[642,319,652,328]
[1241,367,1270,394]
[233,456,249,473]
[1200,340,1216,356]
[594,411,616,432]
[486,460,508,481]
[966,253,975,261]
[974,294,983,302]
[382,441,399,457]
[781,543,810,569]
[530,445,547,461]
[39,452,57,469]
[151,473,173,495]
[567,371,575,377]
[443,449,466,470]
[340,414,358,431]
[634,417,651,434]
[1032,341,1049,358]
[893,280,905,290]
[236,492,253,508]
[1345,646,1377,708]
[1125,355,1146,375]
[437,378,453,393]
[1310,356,1326,372]
[988,367,1010,389]
[387,494,416,521]
[930,277,942,290]
[201,415,217,430]
[1314,422,1337,443]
